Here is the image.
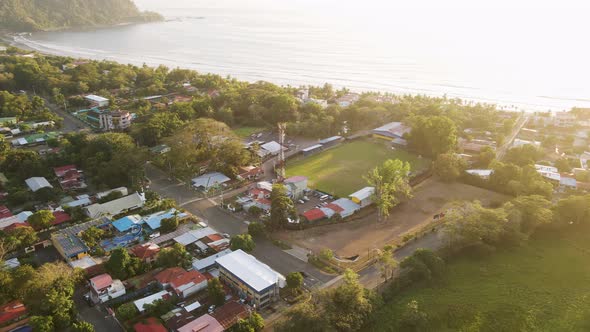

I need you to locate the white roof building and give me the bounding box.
[260,141,284,156]
[25,177,53,192]
[191,172,231,190]
[349,187,375,205]
[84,192,145,218]
[216,249,286,293]
[174,227,217,246]
[84,94,109,106]
[535,164,559,173]
[134,290,171,312]
[537,170,561,182]
[192,249,232,272]
[512,139,541,148]
[466,169,494,179]
[328,198,361,218]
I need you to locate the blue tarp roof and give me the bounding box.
[144,209,189,230]
[112,215,142,232]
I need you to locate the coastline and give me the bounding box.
[0,30,581,114]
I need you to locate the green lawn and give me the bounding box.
[232,126,266,138]
[285,140,429,197]
[366,229,590,331]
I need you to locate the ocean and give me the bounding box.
[11,0,590,111]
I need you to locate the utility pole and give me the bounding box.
[277,122,286,182]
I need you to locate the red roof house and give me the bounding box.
[52,211,72,226]
[54,165,86,190]
[303,208,327,222]
[2,222,30,232]
[325,203,345,214]
[155,267,208,298]
[210,301,249,330]
[130,243,161,263]
[0,301,27,326]
[133,317,167,332]
[0,205,13,219]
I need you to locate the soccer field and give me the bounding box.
[285,140,429,197]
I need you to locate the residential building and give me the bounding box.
[54,165,87,190]
[11,131,61,147]
[84,192,145,218]
[211,301,250,330]
[178,314,224,332]
[88,273,126,304]
[143,209,189,230]
[112,214,143,233]
[155,267,208,298]
[560,176,577,190]
[579,152,590,169]
[173,227,217,246]
[0,301,28,330]
[466,169,494,180]
[326,198,361,218]
[133,317,167,332]
[111,110,133,129]
[349,187,375,207]
[216,249,286,308]
[134,291,172,312]
[372,122,411,145]
[25,177,53,192]
[192,172,231,191]
[84,94,109,107]
[537,170,560,182]
[192,249,232,272]
[335,93,360,107]
[512,138,541,148]
[87,108,132,131]
[535,164,559,173]
[236,166,262,180]
[284,176,308,200]
[553,112,576,127]
[52,218,111,261]
[149,144,171,155]
[130,243,161,264]
[259,141,285,157]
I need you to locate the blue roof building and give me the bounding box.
[112,214,143,233]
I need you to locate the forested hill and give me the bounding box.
[0,0,163,32]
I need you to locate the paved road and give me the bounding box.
[497,114,529,160]
[74,288,123,332]
[43,97,90,133]
[144,163,333,289]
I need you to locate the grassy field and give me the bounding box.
[285,140,429,197]
[232,126,266,138]
[366,229,590,331]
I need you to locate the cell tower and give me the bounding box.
[277,122,286,182]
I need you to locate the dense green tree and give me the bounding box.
[552,195,590,228]
[80,226,104,248]
[286,272,304,291]
[28,210,55,230]
[207,277,226,306]
[554,158,572,173]
[269,184,296,230]
[230,234,255,252]
[433,153,467,182]
[229,312,265,332]
[399,300,429,331]
[443,201,508,249]
[275,302,328,332]
[105,248,147,280]
[160,216,179,233]
[504,145,542,166]
[116,302,138,321]
[376,246,398,281]
[1,149,46,181]
[72,321,95,332]
[320,269,376,332]
[247,222,266,238]
[364,159,412,221]
[505,195,553,236]
[29,315,54,332]
[1,226,38,250]
[156,243,192,269]
[407,115,458,157]
[476,146,496,168]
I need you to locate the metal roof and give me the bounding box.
[216,249,286,293]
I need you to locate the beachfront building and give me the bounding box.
[216,249,286,308]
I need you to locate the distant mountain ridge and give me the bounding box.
[0,0,163,32]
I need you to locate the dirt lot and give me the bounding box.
[276,178,510,257]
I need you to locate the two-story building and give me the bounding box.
[88,273,126,304]
[216,250,285,309]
